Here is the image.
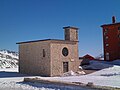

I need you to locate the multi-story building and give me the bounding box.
[101,16,120,60]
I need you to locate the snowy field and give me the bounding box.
[42,60,120,88]
[0,68,92,90]
[0,60,120,89]
[43,65,120,88]
[32,60,120,88]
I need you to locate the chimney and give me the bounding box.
[112,16,116,23]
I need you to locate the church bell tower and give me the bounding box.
[63,26,79,41]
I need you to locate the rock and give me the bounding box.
[86,82,94,87]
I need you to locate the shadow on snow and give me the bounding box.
[0,71,27,78]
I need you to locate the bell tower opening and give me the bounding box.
[63,26,79,41]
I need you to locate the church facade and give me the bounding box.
[17,26,80,76]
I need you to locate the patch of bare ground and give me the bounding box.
[24,77,120,90]
[83,70,98,74]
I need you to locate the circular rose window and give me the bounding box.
[62,47,69,56]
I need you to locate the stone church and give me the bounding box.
[17,26,80,76]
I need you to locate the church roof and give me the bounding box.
[16,39,78,44]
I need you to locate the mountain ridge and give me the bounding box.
[0,49,18,68]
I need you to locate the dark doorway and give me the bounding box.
[63,62,69,73]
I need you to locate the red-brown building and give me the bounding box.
[83,54,95,60]
[101,16,120,60]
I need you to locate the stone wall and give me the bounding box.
[19,40,80,76]
[19,41,51,76]
[50,41,79,76]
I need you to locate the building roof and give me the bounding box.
[63,26,79,30]
[16,39,78,44]
[101,22,120,27]
[83,54,95,60]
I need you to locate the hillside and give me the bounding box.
[0,49,18,68]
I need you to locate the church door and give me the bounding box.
[63,62,68,73]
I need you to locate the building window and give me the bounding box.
[104,28,108,32]
[106,44,109,47]
[118,27,120,30]
[65,29,70,40]
[106,53,109,60]
[104,32,107,36]
[43,49,45,57]
[76,30,78,39]
[105,36,108,39]
[104,29,108,36]
[62,47,69,56]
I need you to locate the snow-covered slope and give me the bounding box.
[0,49,18,68]
[82,60,120,70]
[82,60,112,70]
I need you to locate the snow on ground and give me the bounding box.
[0,68,91,90]
[0,60,120,89]
[43,65,120,88]
[82,60,113,70]
[82,59,120,70]
[40,60,120,88]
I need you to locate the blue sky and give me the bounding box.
[0,0,120,57]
